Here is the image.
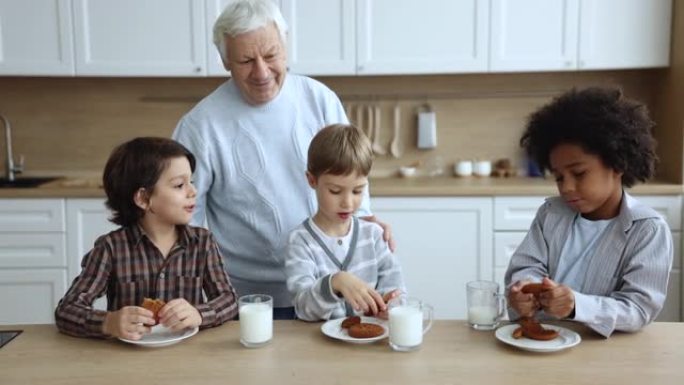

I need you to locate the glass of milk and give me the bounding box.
[239,294,273,348]
[466,280,506,330]
[387,296,434,352]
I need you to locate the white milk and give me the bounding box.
[467,305,498,325]
[389,305,423,347]
[239,303,273,344]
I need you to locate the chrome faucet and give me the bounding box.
[1,114,23,182]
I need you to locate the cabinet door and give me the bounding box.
[66,199,116,311]
[0,269,66,325]
[490,0,579,71]
[0,199,65,232]
[283,0,355,75]
[0,233,66,268]
[66,199,117,280]
[371,197,492,319]
[72,0,206,76]
[206,0,236,76]
[578,0,672,69]
[0,0,74,75]
[357,0,488,75]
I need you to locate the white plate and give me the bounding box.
[321,317,388,344]
[118,325,199,348]
[495,324,581,353]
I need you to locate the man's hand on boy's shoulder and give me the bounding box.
[102,306,155,340]
[360,215,396,252]
[158,298,202,331]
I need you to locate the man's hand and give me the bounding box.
[360,215,395,252]
[102,306,155,340]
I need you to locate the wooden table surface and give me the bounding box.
[1,321,682,385]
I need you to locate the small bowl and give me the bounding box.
[398,166,417,178]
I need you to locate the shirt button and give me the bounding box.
[159,273,165,279]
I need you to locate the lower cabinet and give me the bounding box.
[371,197,493,319]
[0,269,66,324]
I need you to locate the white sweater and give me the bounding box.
[285,217,406,321]
[172,74,370,307]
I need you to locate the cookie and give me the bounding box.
[348,323,385,339]
[341,316,361,329]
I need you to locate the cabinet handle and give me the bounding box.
[564,61,573,68]
[194,66,202,73]
[357,65,364,72]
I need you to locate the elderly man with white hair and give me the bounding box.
[173,0,392,319]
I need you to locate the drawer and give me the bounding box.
[494,197,546,230]
[0,269,67,325]
[0,199,65,232]
[0,233,67,268]
[494,232,527,267]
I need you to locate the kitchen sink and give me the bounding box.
[0,176,60,188]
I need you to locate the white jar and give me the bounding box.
[454,160,473,177]
[473,160,492,177]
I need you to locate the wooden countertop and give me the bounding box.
[1,321,682,385]
[0,176,682,198]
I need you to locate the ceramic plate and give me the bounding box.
[118,325,198,348]
[321,316,388,344]
[495,324,581,353]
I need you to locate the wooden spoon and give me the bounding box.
[389,104,401,158]
[372,104,386,155]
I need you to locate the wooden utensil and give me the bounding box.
[389,104,401,158]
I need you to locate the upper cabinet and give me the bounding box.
[284,0,488,75]
[490,0,672,72]
[0,0,673,77]
[490,0,579,72]
[0,0,74,75]
[578,0,672,70]
[282,0,356,75]
[356,0,489,75]
[72,0,207,76]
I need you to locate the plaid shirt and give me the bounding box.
[55,225,238,338]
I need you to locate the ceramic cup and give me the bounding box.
[454,160,473,177]
[239,294,273,348]
[473,160,492,177]
[466,280,506,330]
[387,296,434,352]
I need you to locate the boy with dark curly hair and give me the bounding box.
[55,137,238,340]
[505,87,673,337]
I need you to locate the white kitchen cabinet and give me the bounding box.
[356,0,489,75]
[578,0,672,70]
[371,197,493,319]
[0,199,67,325]
[65,198,118,281]
[0,269,67,324]
[0,0,74,76]
[72,0,207,76]
[205,0,236,76]
[490,0,671,72]
[282,0,356,75]
[65,199,116,311]
[490,0,579,72]
[493,195,682,322]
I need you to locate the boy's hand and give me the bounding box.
[331,271,386,315]
[360,215,395,252]
[537,277,575,319]
[374,289,402,320]
[102,306,155,340]
[508,280,541,318]
[158,298,202,331]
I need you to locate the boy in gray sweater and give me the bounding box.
[285,124,406,321]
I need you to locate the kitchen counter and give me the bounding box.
[1,321,682,385]
[0,176,682,198]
